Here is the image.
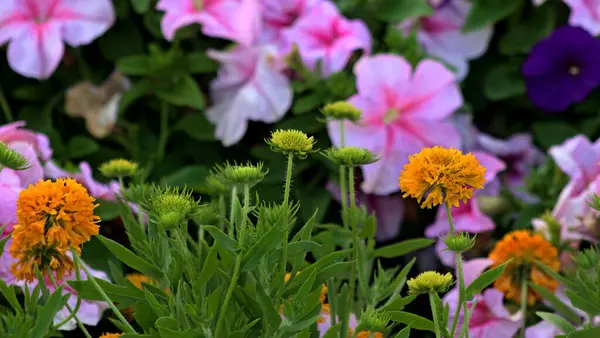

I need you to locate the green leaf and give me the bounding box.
[536,312,575,334]
[464,0,521,32]
[175,113,215,141]
[98,21,144,61]
[530,284,582,325]
[373,0,433,23]
[202,226,240,252]
[130,0,151,14]
[156,75,205,110]
[323,323,341,338]
[465,260,510,300]
[161,165,209,189]
[533,122,579,149]
[117,55,153,75]
[292,93,325,115]
[195,245,218,290]
[383,295,417,312]
[95,200,121,221]
[97,235,163,277]
[565,290,600,315]
[254,280,282,330]
[67,135,100,158]
[29,286,69,338]
[68,277,146,303]
[242,224,285,270]
[388,311,435,332]
[275,114,324,133]
[499,4,555,55]
[185,52,218,73]
[567,327,600,338]
[0,280,22,313]
[483,62,526,101]
[395,325,412,338]
[374,238,435,258]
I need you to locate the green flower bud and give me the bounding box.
[356,308,390,333]
[477,195,508,216]
[99,158,139,178]
[214,162,268,189]
[145,187,200,230]
[266,129,317,159]
[323,146,380,167]
[443,233,476,254]
[123,183,154,204]
[407,271,454,295]
[204,174,228,196]
[573,246,600,271]
[0,142,30,171]
[321,101,362,122]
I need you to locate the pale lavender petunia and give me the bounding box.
[0,0,115,79]
[400,0,493,80]
[444,258,522,338]
[259,0,322,51]
[283,1,371,77]
[563,0,600,36]
[327,54,462,195]
[206,44,292,146]
[157,0,261,45]
[426,152,505,266]
[44,160,121,201]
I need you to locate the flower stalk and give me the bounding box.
[446,201,469,338]
[429,292,443,338]
[520,274,528,338]
[280,153,294,286]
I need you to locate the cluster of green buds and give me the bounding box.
[356,308,391,333]
[573,246,600,271]
[99,158,139,178]
[266,129,317,159]
[323,146,380,167]
[321,101,362,122]
[145,186,202,230]
[213,161,268,190]
[0,141,30,171]
[444,232,476,254]
[407,271,454,295]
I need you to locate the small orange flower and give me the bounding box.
[399,146,486,208]
[10,178,99,281]
[355,331,384,338]
[127,273,152,289]
[99,333,124,338]
[489,230,560,305]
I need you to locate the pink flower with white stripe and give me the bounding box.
[327,54,462,195]
[259,0,322,51]
[563,0,600,36]
[0,0,115,79]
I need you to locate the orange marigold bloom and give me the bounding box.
[489,230,560,305]
[399,146,485,208]
[355,331,384,338]
[10,178,99,281]
[99,333,124,338]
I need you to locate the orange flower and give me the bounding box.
[355,331,384,338]
[489,230,560,305]
[399,146,486,208]
[99,333,124,338]
[10,178,99,281]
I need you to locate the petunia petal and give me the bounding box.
[7,21,64,79]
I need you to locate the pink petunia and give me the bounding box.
[283,1,371,77]
[400,0,493,80]
[205,44,292,146]
[0,0,115,79]
[426,152,505,266]
[444,258,522,338]
[259,0,322,51]
[563,0,600,36]
[328,54,462,195]
[157,0,261,45]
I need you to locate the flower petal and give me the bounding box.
[56,0,115,46]
[7,22,64,79]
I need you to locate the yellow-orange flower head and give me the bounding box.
[489,230,560,305]
[10,178,99,281]
[399,146,486,208]
[99,333,124,338]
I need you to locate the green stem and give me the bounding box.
[457,254,470,338]
[157,102,170,162]
[280,153,294,281]
[72,48,93,81]
[347,166,359,337]
[327,279,337,326]
[520,276,528,338]
[219,194,226,231]
[215,184,249,338]
[228,186,238,237]
[73,253,137,334]
[339,122,348,228]
[47,271,92,338]
[429,292,442,338]
[50,260,86,333]
[0,82,13,122]
[445,200,456,236]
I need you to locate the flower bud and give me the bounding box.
[407,271,454,295]
[266,129,317,159]
[214,162,268,189]
[573,246,600,271]
[443,232,476,254]
[323,146,380,167]
[321,101,362,122]
[99,158,139,178]
[0,141,30,171]
[145,187,199,230]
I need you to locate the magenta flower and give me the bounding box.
[399,0,492,80]
[259,0,322,51]
[157,0,261,45]
[328,54,462,195]
[0,0,115,79]
[205,45,292,146]
[283,1,371,77]
[563,0,600,36]
[426,152,505,266]
[444,258,522,338]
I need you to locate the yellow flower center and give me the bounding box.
[192,0,203,10]
[569,66,580,76]
[383,108,399,124]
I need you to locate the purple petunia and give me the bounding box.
[522,25,600,113]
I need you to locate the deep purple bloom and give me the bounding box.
[523,25,600,112]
